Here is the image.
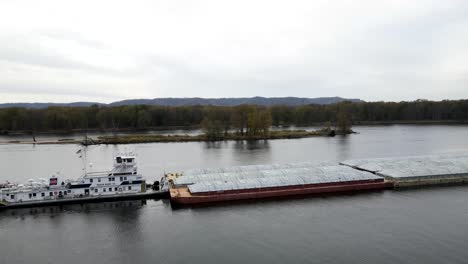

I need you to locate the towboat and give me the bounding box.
[0,154,166,209]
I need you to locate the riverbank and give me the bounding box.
[96,129,340,144]
[0,129,343,145]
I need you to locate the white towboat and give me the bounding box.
[0,154,166,209]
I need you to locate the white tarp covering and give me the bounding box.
[174,162,381,194]
[183,161,335,177]
[341,153,468,180]
[177,162,335,185]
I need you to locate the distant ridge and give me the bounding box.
[0,97,363,108]
[0,102,104,109]
[110,97,363,107]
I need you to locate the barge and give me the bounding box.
[169,163,392,206]
[0,154,167,210]
[341,153,468,187]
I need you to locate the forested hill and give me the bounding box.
[0,97,362,109]
[109,97,362,106]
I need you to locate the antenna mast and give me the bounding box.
[76,147,87,177]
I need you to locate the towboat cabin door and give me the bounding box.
[85,189,90,196]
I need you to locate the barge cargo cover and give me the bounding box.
[341,153,468,187]
[170,162,389,205]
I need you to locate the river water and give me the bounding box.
[1,125,468,264]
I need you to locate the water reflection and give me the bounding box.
[232,140,272,165]
[203,141,230,149]
[0,200,149,219]
[233,140,270,151]
[336,135,351,161]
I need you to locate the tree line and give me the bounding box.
[0,99,467,134]
[201,105,273,139]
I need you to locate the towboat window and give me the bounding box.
[49,192,53,196]
[108,188,112,192]
[95,189,98,193]
[63,191,67,195]
[41,193,45,197]
[10,195,14,199]
[114,187,118,191]
[103,188,106,192]
[33,193,36,197]
[120,177,123,181]
[29,194,32,198]
[116,157,122,163]
[90,179,93,183]
[124,177,127,181]
[128,186,132,190]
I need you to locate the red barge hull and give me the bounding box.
[170,180,393,206]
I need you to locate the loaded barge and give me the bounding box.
[169,162,393,206]
[168,153,468,206]
[341,153,468,187]
[0,154,167,209]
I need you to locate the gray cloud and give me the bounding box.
[0,0,467,103]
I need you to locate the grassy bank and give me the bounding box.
[0,129,347,145]
[0,128,354,145]
[94,129,339,145]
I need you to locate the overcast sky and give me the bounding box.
[0,0,467,103]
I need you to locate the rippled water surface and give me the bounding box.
[1,125,468,264]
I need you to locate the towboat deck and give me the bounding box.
[0,190,168,210]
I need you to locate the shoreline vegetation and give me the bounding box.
[95,129,349,145]
[0,129,351,145]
